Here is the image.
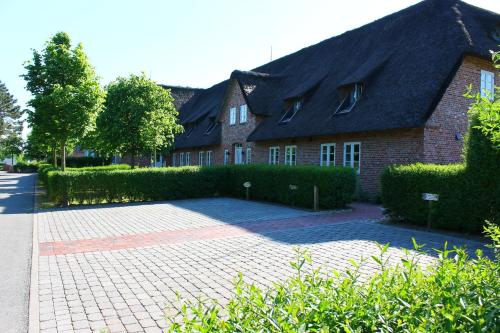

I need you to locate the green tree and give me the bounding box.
[97,73,183,167]
[22,32,105,170]
[1,133,23,166]
[0,81,22,138]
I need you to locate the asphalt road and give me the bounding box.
[0,172,35,333]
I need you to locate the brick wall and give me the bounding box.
[424,56,497,164]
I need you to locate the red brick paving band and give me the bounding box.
[39,204,383,256]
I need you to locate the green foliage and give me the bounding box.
[44,165,355,208]
[168,225,500,332]
[23,31,105,170]
[0,80,22,138]
[97,73,183,165]
[13,161,39,173]
[49,156,112,168]
[0,133,23,161]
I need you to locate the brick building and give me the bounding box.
[164,0,499,195]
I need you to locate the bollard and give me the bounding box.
[313,185,319,211]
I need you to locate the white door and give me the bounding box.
[234,145,243,164]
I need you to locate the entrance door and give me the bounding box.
[234,144,243,164]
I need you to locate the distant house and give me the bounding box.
[163,0,499,194]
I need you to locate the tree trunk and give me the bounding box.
[131,153,136,169]
[60,143,66,171]
[52,147,57,167]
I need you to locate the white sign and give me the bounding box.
[422,193,439,201]
[243,182,252,188]
[289,184,298,190]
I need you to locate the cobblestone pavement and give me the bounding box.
[36,198,490,333]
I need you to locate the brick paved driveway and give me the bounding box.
[35,198,490,333]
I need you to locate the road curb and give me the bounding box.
[28,174,39,333]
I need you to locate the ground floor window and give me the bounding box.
[198,151,205,166]
[269,146,280,165]
[207,151,213,166]
[224,149,229,165]
[246,147,252,164]
[179,152,185,166]
[320,143,336,166]
[172,153,177,166]
[185,152,191,166]
[343,142,360,174]
[234,144,243,165]
[285,145,297,166]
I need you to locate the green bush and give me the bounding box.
[381,116,500,233]
[45,164,356,208]
[13,161,39,173]
[48,156,111,167]
[168,224,500,333]
[66,164,131,172]
[38,163,58,184]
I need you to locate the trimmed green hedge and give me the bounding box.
[48,156,111,167]
[13,161,39,173]
[381,119,500,233]
[45,165,356,208]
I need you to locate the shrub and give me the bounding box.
[45,164,356,208]
[13,161,39,173]
[37,163,58,185]
[168,224,500,333]
[66,164,131,172]
[47,156,111,167]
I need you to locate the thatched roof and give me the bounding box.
[169,0,500,149]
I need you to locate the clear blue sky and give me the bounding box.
[0,0,498,136]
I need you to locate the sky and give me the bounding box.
[0,0,498,137]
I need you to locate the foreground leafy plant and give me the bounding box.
[168,224,500,332]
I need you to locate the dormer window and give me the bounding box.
[205,121,216,134]
[185,125,195,137]
[280,99,303,123]
[335,83,363,114]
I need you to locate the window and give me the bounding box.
[246,147,252,164]
[205,121,216,134]
[185,152,191,166]
[280,99,303,123]
[320,143,336,166]
[269,146,280,165]
[240,104,248,123]
[224,149,229,165]
[481,70,495,100]
[185,125,195,137]
[343,142,361,175]
[179,152,185,166]
[285,145,297,166]
[172,153,177,167]
[234,144,243,165]
[198,151,205,166]
[207,151,213,166]
[335,83,363,114]
[229,107,237,125]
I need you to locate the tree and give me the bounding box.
[97,73,183,167]
[0,133,23,165]
[22,32,105,170]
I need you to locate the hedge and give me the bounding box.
[45,165,356,209]
[47,156,112,167]
[381,117,500,233]
[13,161,39,173]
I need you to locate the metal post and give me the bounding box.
[427,201,432,229]
[313,185,319,211]
[246,187,250,200]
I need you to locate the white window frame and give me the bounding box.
[285,145,297,166]
[269,146,280,165]
[234,144,243,165]
[185,152,191,166]
[480,70,495,100]
[207,151,213,166]
[246,147,252,164]
[179,152,185,166]
[343,142,361,175]
[198,151,204,166]
[229,107,237,125]
[240,104,248,123]
[172,153,177,167]
[224,149,229,165]
[320,143,336,166]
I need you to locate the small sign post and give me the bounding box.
[313,185,319,211]
[422,193,439,228]
[243,181,252,200]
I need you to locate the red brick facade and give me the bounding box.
[168,56,496,195]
